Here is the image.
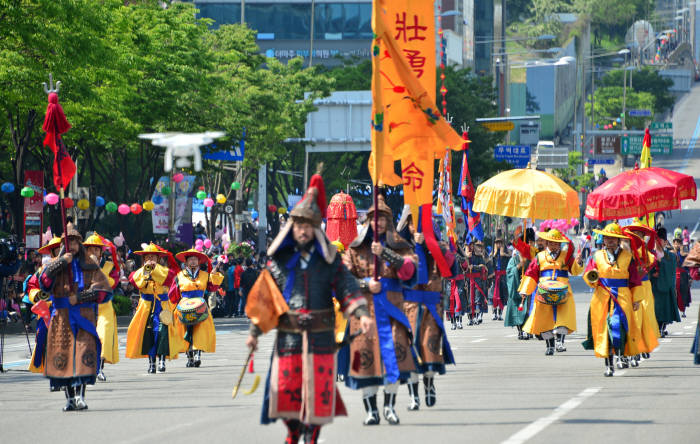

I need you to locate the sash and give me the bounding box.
[141,292,169,302]
[599,278,629,350]
[493,270,507,308]
[181,289,205,299]
[51,296,101,373]
[32,317,48,369]
[365,278,414,384]
[404,289,455,365]
[448,275,463,314]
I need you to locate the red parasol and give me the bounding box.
[585,165,682,221]
[643,166,697,202]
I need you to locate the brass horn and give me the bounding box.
[584,269,599,284]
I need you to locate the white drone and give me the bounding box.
[139,131,226,172]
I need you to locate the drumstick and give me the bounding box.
[232,347,255,399]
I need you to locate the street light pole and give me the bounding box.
[622,52,627,130]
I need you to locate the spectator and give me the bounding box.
[239,258,259,318]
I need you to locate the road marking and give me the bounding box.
[471,338,488,343]
[684,325,694,329]
[501,387,602,444]
[616,370,627,376]
[660,338,673,343]
[505,334,517,338]
[672,331,683,336]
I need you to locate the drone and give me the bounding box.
[139,131,226,172]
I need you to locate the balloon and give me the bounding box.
[203,239,212,248]
[196,190,207,200]
[1,182,14,193]
[231,181,241,190]
[113,234,124,247]
[130,203,143,215]
[152,195,163,205]
[203,198,214,208]
[251,210,259,219]
[63,197,74,209]
[278,207,287,215]
[105,202,118,213]
[20,186,34,198]
[195,238,204,246]
[195,244,203,252]
[268,205,277,213]
[223,242,230,250]
[160,186,171,196]
[95,196,105,207]
[45,193,59,205]
[118,204,130,215]
[77,199,90,210]
[173,173,184,183]
[143,200,154,211]
[216,194,226,204]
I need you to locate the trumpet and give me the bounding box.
[584,269,599,284]
[143,263,154,279]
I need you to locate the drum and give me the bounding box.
[536,280,569,305]
[176,297,209,325]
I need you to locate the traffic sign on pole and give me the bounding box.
[628,109,652,117]
[650,122,672,130]
[621,135,672,155]
[494,145,531,168]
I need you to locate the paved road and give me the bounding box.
[0,278,698,444]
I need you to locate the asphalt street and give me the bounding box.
[0,277,698,444]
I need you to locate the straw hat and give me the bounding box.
[37,237,62,255]
[175,248,209,264]
[537,228,568,243]
[83,233,106,248]
[134,243,169,257]
[593,223,628,239]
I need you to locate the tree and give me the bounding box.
[586,86,655,129]
[599,67,674,115]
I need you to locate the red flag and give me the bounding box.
[42,92,75,190]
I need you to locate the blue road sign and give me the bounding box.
[494,145,531,168]
[203,128,245,161]
[628,109,652,117]
[587,158,615,165]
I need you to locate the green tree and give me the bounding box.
[586,86,655,129]
[599,67,674,115]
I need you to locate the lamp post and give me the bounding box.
[619,48,631,130]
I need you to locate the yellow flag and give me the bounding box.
[640,127,653,226]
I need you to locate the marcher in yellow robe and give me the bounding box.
[168,248,224,367]
[126,243,183,373]
[84,233,120,382]
[520,229,584,355]
[583,223,644,376]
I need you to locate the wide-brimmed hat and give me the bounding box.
[175,248,210,264]
[593,223,628,239]
[537,228,568,243]
[37,237,62,255]
[134,243,170,257]
[83,233,106,248]
[623,220,656,238]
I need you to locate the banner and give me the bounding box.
[24,170,44,249]
[151,175,195,235]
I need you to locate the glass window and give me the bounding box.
[196,3,241,28]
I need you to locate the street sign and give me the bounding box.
[594,135,621,155]
[587,158,615,165]
[203,128,246,161]
[621,135,673,155]
[628,109,652,117]
[494,145,531,168]
[482,121,515,132]
[223,204,234,214]
[650,122,672,130]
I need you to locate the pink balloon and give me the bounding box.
[195,239,203,246]
[203,197,214,208]
[45,193,59,205]
[173,173,184,183]
[223,242,230,250]
[203,239,212,248]
[195,244,203,252]
[118,204,130,215]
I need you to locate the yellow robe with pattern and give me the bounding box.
[126,264,184,359]
[583,249,643,357]
[96,261,120,364]
[520,250,583,335]
[173,269,224,353]
[632,249,660,353]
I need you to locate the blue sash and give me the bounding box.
[404,289,455,365]
[51,296,101,372]
[181,289,205,299]
[141,293,169,302]
[600,278,629,349]
[366,278,414,384]
[641,275,649,282]
[32,317,48,368]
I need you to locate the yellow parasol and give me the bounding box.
[472,168,580,220]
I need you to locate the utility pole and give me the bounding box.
[257,164,267,253]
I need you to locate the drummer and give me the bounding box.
[168,248,224,368]
[519,228,583,355]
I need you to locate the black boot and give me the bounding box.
[302,424,321,444]
[62,386,77,412]
[362,395,380,425]
[604,357,614,377]
[194,350,202,367]
[424,376,436,407]
[492,308,498,321]
[555,334,567,352]
[450,315,456,330]
[457,315,463,329]
[641,352,650,359]
[97,359,106,382]
[186,350,194,367]
[283,419,302,444]
[74,384,88,410]
[158,355,166,372]
[407,382,420,411]
[148,355,156,373]
[630,354,640,368]
[545,338,555,355]
[517,326,524,340]
[383,392,400,425]
[497,307,503,321]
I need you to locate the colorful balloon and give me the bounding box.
[152,195,163,205]
[45,193,59,205]
[20,186,34,198]
[268,205,277,213]
[195,239,204,246]
[130,203,143,215]
[173,173,184,183]
[231,181,241,190]
[118,204,130,215]
[278,207,287,215]
[63,197,74,209]
[77,199,90,210]
[203,239,212,248]
[1,182,14,193]
[105,202,118,213]
[216,194,226,204]
[196,190,207,200]
[161,186,171,196]
[95,196,105,207]
[203,197,214,208]
[143,200,155,211]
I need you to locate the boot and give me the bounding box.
[62,386,77,412]
[615,354,628,369]
[630,355,640,368]
[158,355,166,372]
[383,392,400,425]
[456,316,463,329]
[74,384,88,410]
[450,316,456,330]
[362,395,380,425]
[97,359,106,382]
[148,355,156,374]
[407,382,420,411]
[467,314,474,326]
[497,307,503,321]
[186,350,194,367]
[492,308,498,321]
[641,352,650,359]
[284,419,302,444]
[302,424,321,444]
[424,376,436,407]
[194,350,202,367]
[604,357,614,377]
[477,311,483,324]
[517,329,524,340]
[555,334,567,352]
[545,338,555,355]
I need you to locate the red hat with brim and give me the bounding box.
[175,248,210,264]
